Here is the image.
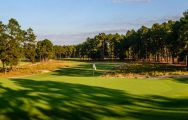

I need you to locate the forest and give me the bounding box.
[0,1,188,119]
[0,10,188,72]
[54,10,188,64]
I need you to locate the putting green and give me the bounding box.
[0,61,188,120]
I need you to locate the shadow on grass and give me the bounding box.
[172,78,188,84]
[0,78,187,120]
[53,62,120,77]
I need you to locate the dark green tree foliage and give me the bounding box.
[82,38,100,60]
[95,33,109,60]
[36,39,53,62]
[6,19,23,67]
[76,33,125,60]
[23,28,36,63]
[179,10,188,59]
[125,30,139,59]
[1,10,188,71]
[73,10,188,63]
[112,33,125,60]
[0,19,37,72]
[61,45,77,58]
[179,10,188,70]
[53,45,62,59]
[1,19,24,69]
[0,21,8,69]
[53,45,77,59]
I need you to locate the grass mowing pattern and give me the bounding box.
[0,61,188,120]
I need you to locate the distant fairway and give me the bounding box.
[0,61,188,120]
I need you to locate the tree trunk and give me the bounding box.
[2,62,6,75]
[172,55,175,64]
[186,55,188,71]
[157,54,160,62]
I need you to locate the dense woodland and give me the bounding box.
[0,10,188,72]
[54,11,188,63]
[0,19,53,71]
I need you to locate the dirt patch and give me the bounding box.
[38,70,51,73]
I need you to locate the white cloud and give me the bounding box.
[112,0,151,3]
[37,29,127,45]
[37,15,181,45]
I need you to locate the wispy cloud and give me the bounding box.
[112,0,151,3]
[37,29,127,45]
[37,15,181,45]
[134,15,181,26]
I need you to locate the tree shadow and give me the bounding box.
[52,62,119,77]
[171,78,188,84]
[0,78,187,120]
[126,95,188,120]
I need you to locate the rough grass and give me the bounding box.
[0,60,75,78]
[0,61,188,120]
[105,62,188,78]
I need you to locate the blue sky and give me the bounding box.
[0,0,188,45]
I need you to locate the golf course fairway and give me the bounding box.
[0,61,188,120]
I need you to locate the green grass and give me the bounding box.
[0,61,188,120]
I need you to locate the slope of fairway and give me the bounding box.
[0,61,188,120]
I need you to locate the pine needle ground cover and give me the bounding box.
[105,62,188,78]
[0,61,188,120]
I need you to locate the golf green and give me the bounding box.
[0,61,188,120]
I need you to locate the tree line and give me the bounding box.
[0,18,54,72]
[0,18,79,72]
[50,10,188,63]
[0,10,188,72]
[62,10,187,63]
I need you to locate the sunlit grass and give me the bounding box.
[0,60,188,120]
